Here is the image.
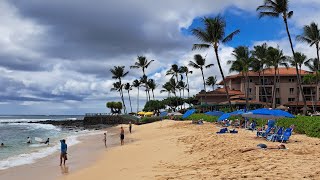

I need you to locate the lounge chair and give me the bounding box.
[266,127,283,142]
[277,128,292,143]
[216,128,228,134]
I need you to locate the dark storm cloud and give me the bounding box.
[0,55,49,71]
[10,0,190,60]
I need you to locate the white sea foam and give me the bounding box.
[0,119,50,123]
[0,123,61,131]
[0,130,103,170]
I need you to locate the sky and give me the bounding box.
[0,0,320,115]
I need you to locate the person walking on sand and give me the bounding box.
[103,132,107,147]
[129,121,132,134]
[120,127,124,145]
[60,139,68,166]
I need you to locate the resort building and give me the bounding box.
[196,67,319,112]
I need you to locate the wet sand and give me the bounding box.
[0,126,120,180]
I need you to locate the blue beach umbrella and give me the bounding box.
[159,111,168,117]
[242,108,295,119]
[204,111,224,116]
[182,109,196,119]
[217,109,245,121]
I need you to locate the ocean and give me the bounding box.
[0,115,100,170]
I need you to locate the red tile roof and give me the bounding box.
[197,88,244,97]
[218,67,313,85]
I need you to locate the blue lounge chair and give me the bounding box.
[277,128,292,143]
[216,128,228,134]
[266,127,283,141]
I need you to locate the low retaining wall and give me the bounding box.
[83,115,137,125]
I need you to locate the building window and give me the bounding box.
[289,88,294,94]
[276,78,280,83]
[249,79,253,83]
[276,98,281,104]
[276,88,280,93]
[288,98,295,102]
[249,88,252,94]
[306,97,311,101]
[289,78,295,82]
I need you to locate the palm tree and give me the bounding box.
[188,54,214,91]
[110,66,128,114]
[178,80,187,109]
[124,83,133,113]
[265,47,289,108]
[227,46,253,110]
[192,16,240,111]
[160,82,173,97]
[166,64,181,98]
[140,75,150,102]
[147,79,157,100]
[297,22,320,73]
[251,43,269,104]
[132,79,141,113]
[179,66,193,98]
[206,76,217,91]
[257,0,307,113]
[288,52,308,113]
[288,52,307,75]
[305,58,319,72]
[130,56,155,101]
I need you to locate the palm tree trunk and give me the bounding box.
[152,90,155,100]
[186,74,190,98]
[316,43,319,111]
[118,78,127,114]
[283,17,307,115]
[137,87,140,113]
[127,90,133,113]
[183,88,186,109]
[214,47,233,111]
[201,69,208,111]
[262,70,269,106]
[272,68,277,109]
[245,71,249,111]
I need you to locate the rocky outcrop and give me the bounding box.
[83,115,137,125]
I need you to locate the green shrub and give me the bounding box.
[183,113,218,122]
[139,116,162,124]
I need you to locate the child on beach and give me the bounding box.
[60,139,68,166]
[120,127,124,145]
[104,132,107,147]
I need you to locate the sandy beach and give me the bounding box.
[60,120,320,180]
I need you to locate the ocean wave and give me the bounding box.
[0,119,51,123]
[0,130,103,170]
[0,123,61,131]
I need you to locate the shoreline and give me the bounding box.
[0,125,123,180]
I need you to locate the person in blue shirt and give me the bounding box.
[60,139,68,166]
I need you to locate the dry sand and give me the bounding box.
[62,120,320,180]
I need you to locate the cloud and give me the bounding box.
[0,0,318,114]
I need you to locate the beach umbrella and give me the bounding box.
[217,109,245,121]
[170,112,183,116]
[204,111,224,116]
[242,108,295,119]
[137,111,145,115]
[159,111,168,117]
[182,109,196,119]
[144,112,154,116]
[276,105,289,110]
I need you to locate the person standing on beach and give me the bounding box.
[103,132,107,147]
[129,121,132,134]
[27,137,31,144]
[60,139,68,166]
[120,127,124,145]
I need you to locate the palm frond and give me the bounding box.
[192,44,210,50]
[222,29,240,43]
[205,64,214,68]
[258,11,279,18]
